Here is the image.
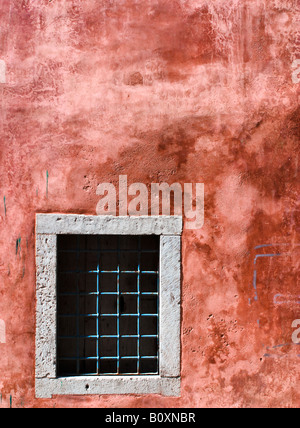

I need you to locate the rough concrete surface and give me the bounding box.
[0,0,299,408]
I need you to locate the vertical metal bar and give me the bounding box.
[157,261,160,374]
[76,235,80,375]
[96,236,100,375]
[137,237,141,374]
[117,237,120,375]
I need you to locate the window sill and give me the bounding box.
[35,375,181,398]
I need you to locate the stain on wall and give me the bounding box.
[0,0,299,408]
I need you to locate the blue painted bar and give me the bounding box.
[96,258,100,375]
[137,237,141,374]
[59,270,158,275]
[76,236,80,375]
[116,237,120,374]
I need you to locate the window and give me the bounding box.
[35,215,182,398]
[57,235,159,377]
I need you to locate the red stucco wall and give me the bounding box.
[0,0,299,408]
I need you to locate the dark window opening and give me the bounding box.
[57,235,159,377]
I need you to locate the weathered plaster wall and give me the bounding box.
[0,0,299,408]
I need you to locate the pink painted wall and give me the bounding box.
[0,0,299,408]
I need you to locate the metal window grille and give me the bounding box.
[57,235,160,377]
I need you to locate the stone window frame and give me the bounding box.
[35,214,182,398]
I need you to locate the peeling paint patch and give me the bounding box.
[0,320,6,344]
[0,60,6,84]
[292,59,300,84]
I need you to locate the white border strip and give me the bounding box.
[35,215,182,398]
[160,236,181,378]
[36,214,182,236]
[35,377,181,399]
[36,234,57,379]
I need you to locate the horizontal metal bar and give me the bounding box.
[59,357,99,361]
[102,271,158,274]
[59,270,158,275]
[59,356,158,361]
[101,313,158,317]
[100,356,158,360]
[59,313,159,318]
[58,334,158,339]
[59,292,158,296]
[58,335,99,339]
[58,249,159,254]
[109,335,158,339]
[58,372,159,377]
[100,292,158,295]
